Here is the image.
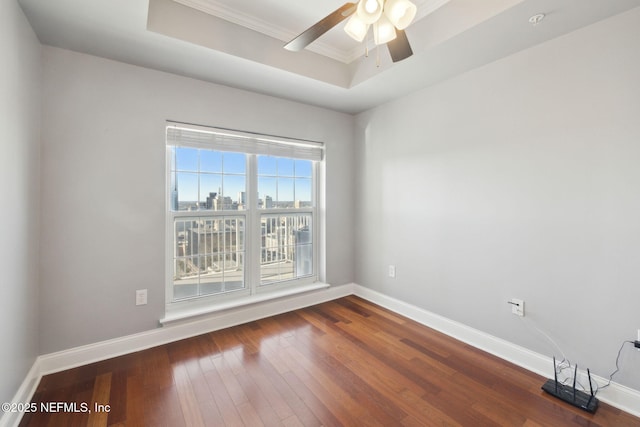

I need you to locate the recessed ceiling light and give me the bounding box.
[529,13,546,25]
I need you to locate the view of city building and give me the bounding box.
[169,147,315,301]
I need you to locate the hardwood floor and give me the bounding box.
[20,296,640,426]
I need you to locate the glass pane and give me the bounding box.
[199,255,224,296]
[277,158,295,177]
[277,178,294,208]
[174,219,195,257]
[292,216,312,279]
[175,147,198,171]
[176,172,199,210]
[173,216,246,299]
[261,211,288,284]
[261,260,280,285]
[226,217,244,258]
[258,177,276,209]
[199,174,223,210]
[223,175,246,210]
[201,219,245,294]
[170,171,178,211]
[173,256,198,300]
[224,252,245,292]
[294,178,312,207]
[295,243,313,278]
[295,160,312,178]
[260,214,312,286]
[235,219,245,251]
[200,150,222,173]
[258,155,277,175]
[236,190,247,209]
[198,219,214,255]
[224,152,246,174]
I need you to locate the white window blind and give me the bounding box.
[166,123,324,161]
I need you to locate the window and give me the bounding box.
[166,124,322,310]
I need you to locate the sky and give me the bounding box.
[173,147,312,206]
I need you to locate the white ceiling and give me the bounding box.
[18,0,640,114]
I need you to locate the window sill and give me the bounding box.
[160,282,330,325]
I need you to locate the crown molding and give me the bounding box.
[171,0,352,62]
[173,0,295,43]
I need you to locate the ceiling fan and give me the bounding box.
[284,0,417,63]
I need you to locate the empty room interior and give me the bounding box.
[2,0,640,425]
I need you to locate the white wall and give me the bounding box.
[0,0,42,404]
[39,47,355,354]
[355,7,640,390]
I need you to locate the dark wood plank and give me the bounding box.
[86,373,111,427]
[283,3,357,52]
[387,28,413,62]
[173,363,205,427]
[124,374,145,427]
[202,368,244,426]
[20,296,640,427]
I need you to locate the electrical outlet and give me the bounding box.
[136,289,148,306]
[388,265,396,278]
[510,298,524,317]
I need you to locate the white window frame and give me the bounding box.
[164,122,324,319]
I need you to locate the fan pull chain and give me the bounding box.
[376,44,380,67]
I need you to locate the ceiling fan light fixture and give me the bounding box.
[344,14,370,42]
[356,0,384,24]
[384,0,417,30]
[285,0,414,63]
[364,0,379,13]
[374,14,397,45]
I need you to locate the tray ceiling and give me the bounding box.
[18,0,640,113]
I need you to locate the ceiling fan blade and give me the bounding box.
[284,3,357,52]
[387,29,413,62]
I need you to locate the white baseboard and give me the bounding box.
[3,282,638,427]
[0,362,41,427]
[352,284,640,418]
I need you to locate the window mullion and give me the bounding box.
[313,161,319,278]
[247,154,260,295]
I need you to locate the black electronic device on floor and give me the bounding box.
[541,357,599,413]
